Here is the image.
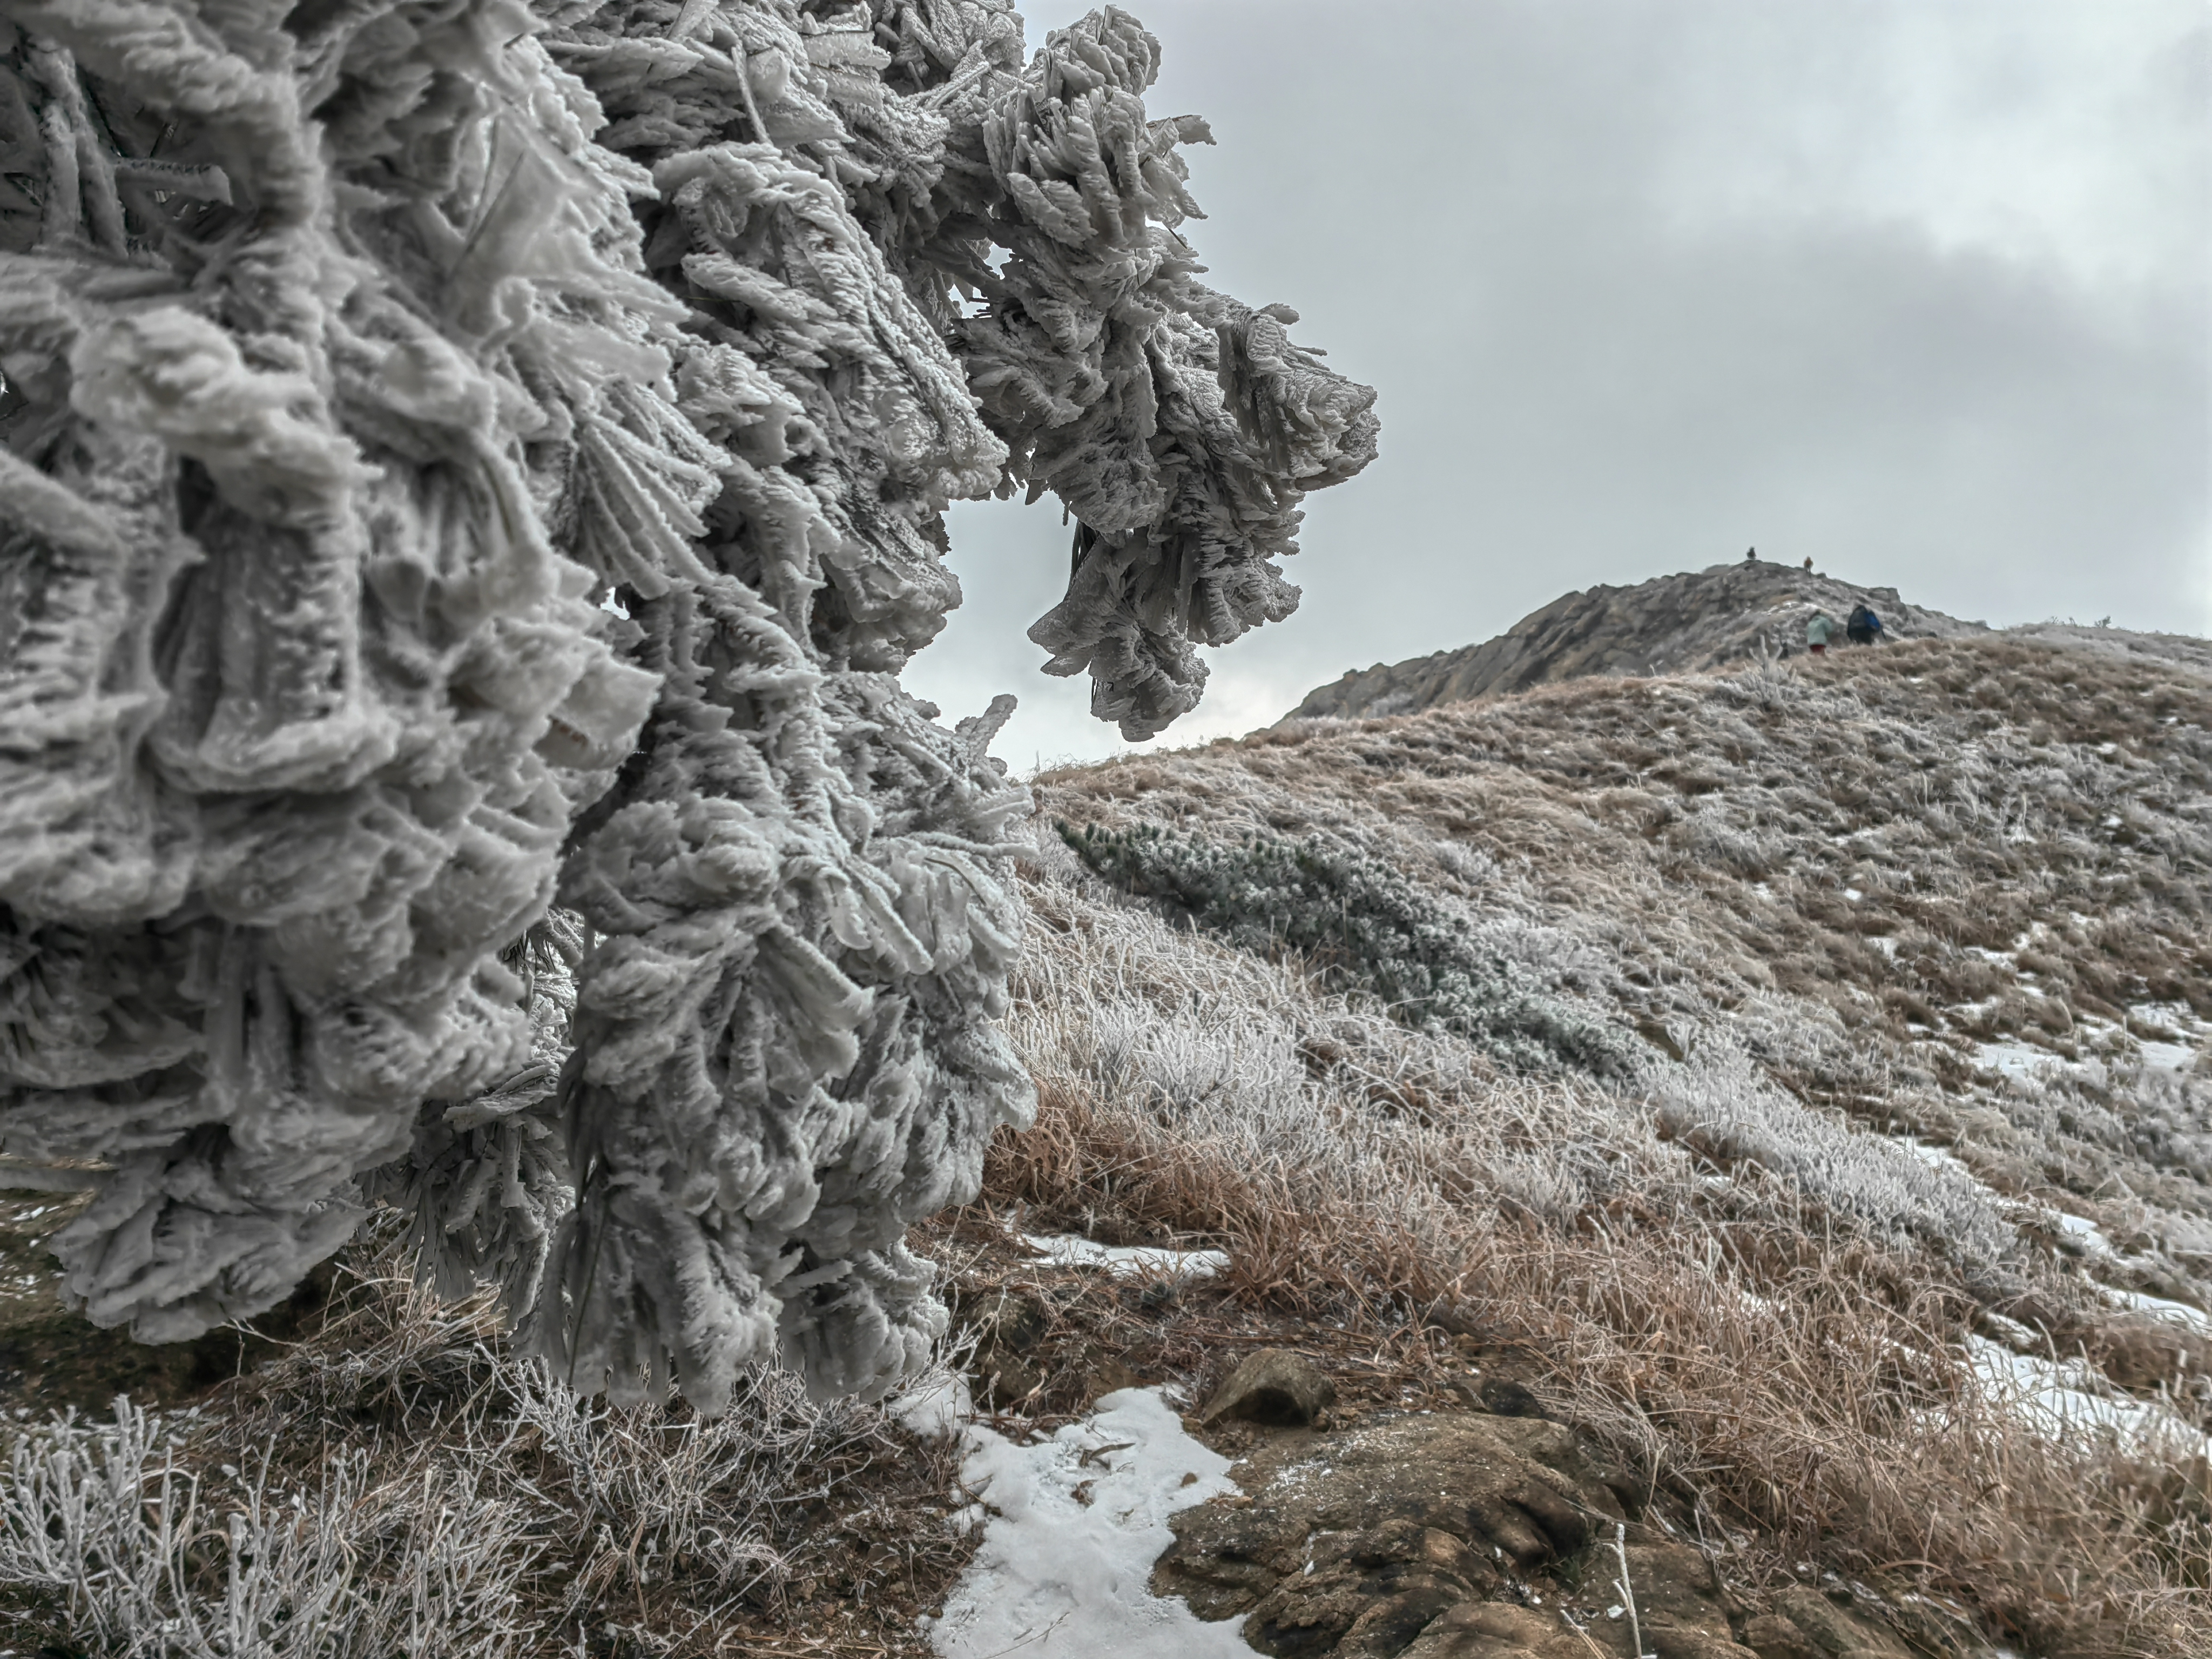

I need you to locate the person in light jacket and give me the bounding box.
[1806,611,1835,655]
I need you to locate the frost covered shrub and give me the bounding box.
[1663,804,1786,878]
[1060,822,1637,1079]
[0,1399,539,1659]
[0,0,1374,1408]
[0,1304,925,1657]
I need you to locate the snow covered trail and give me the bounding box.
[915,1385,1250,1658]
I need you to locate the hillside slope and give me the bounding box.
[1061,633,2212,1301]
[1283,559,2212,721]
[1019,629,2211,1656]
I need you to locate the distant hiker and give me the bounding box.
[1806,611,1834,655]
[1802,556,1813,572]
[1846,603,1885,646]
[1745,547,1757,562]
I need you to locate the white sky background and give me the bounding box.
[903,0,2212,774]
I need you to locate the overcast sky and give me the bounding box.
[903,0,2212,772]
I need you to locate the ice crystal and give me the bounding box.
[0,0,1374,1408]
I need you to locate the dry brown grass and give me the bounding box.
[1048,636,2211,1036]
[988,1048,2208,1657]
[1043,637,2212,1358]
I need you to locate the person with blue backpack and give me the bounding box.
[1846,602,1886,645]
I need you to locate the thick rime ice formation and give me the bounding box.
[0,0,1375,1409]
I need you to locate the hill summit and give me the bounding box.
[1281,558,2208,723]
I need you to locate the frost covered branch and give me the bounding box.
[0,0,1374,1409]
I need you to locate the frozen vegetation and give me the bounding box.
[0,0,1373,1412]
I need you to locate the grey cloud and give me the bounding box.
[907,0,2210,767]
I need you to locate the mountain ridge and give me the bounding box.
[1282,558,2211,723]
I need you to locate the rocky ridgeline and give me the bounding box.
[1283,561,1980,724]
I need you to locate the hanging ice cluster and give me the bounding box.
[0,0,1375,1410]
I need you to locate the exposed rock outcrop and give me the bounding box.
[1152,1410,1928,1659]
[1199,1346,1337,1427]
[1152,1411,1638,1656]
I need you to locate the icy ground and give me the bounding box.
[899,1376,1249,1659]
[1966,1337,2212,1459]
[890,1235,1251,1655]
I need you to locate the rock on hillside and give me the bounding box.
[1280,559,2207,723]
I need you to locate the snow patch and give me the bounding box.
[2106,1288,2212,1339]
[2126,1002,2211,1074]
[893,1372,974,1442]
[2137,1039,2201,1074]
[1966,1338,2211,1458]
[927,1388,1248,1658]
[1898,1136,1974,1179]
[2052,1210,2114,1256]
[1022,1234,1231,1283]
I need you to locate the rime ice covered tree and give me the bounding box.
[0,0,1376,1409]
